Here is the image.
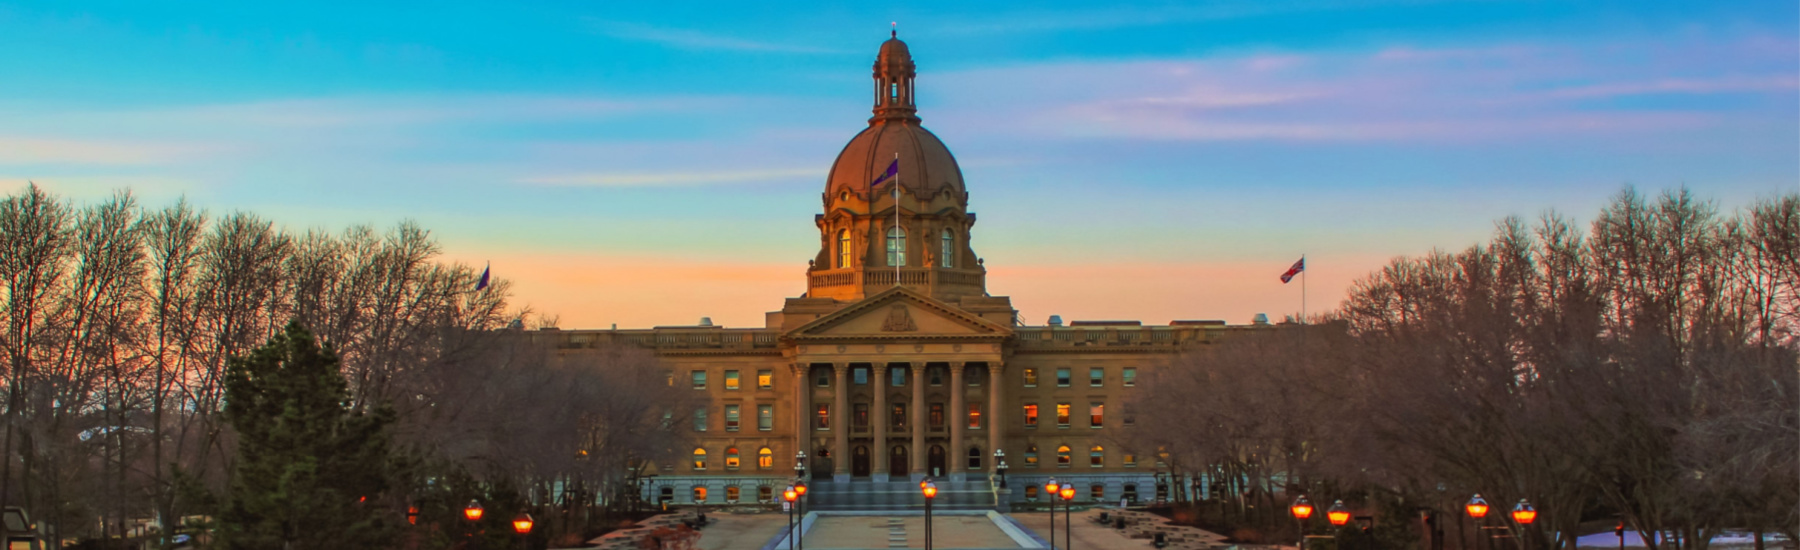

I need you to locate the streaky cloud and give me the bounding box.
[518,167,821,187]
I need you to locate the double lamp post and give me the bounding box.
[462,499,535,550]
[1288,493,1537,549]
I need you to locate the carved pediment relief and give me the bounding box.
[786,286,1010,339]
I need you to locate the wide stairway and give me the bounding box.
[804,478,997,511]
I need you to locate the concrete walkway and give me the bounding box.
[699,512,793,550]
[1008,508,1257,550]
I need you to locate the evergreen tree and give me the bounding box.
[219,321,398,549]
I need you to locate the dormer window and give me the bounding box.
[886,227,907,267]
[940,229,954,268]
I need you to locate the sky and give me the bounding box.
[1,0,1795,329]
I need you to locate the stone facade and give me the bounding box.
[538,33,1259,508]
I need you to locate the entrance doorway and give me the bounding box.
[853,445,871,477]
[928,445,946,477]
[813,447,833,480]
[890,445,909,477]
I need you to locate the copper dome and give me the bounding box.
[826,33,966,203]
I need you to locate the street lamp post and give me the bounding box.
[922,480,939,550]
[1045,478,1060,550]
[795,481,808,550]
[1327,499,1351,547]
[784,486,799,550]
[465,500,485,550]
[1467,494,1490,550]
[1510,499,1536,550]
[1059,486,1076,550]
[1290,496,1314,550]
[994,450,1008,488]
[512,513,534,550]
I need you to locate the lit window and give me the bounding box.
[941,229,955,267]
[1022,368,1037,387]
[1090,403,1104,428]
[1023,404,1038,428]
[886,227,906,266]
[968,403,982,429]
[1057,445,1071,467]
[1090,445,1105,467]
[892,367,906,386]
[1123,367,1137,387]
[693,486,707,502]
[1026,486,1040,501]
[1056,368,1071,387]
[726,370,740,390]
[726,486,740,503]
[758,404,773,431]
[691,370,707,389]
[1025,445,1039,467]
[758,369,773,389]
[726,447,741,469]
[816,404,830,430]
[1091,484,1104,500]
[1124,453,1137,468]
[1089,368,1103,387]
[1057,403,1071,427]
[854,403,870,430]
[694,408,708,432]
[759,447,774,469]
[929,403,944,430]
[891,403,907,430]
[693,448,707,470]
[725,405,740,431]
[838,230,852,268]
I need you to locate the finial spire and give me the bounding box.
[891,21,897,38]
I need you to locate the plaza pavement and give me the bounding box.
[695,508,1260,550]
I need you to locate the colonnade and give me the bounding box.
[791,360,1003,481]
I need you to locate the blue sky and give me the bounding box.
[1,0,1795,328]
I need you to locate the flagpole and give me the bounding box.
[893,152,901,287]
[1300,254,1307,324]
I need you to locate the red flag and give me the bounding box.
[1280,258,1304,283]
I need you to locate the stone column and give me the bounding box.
[948,361,966,481]
[910,362,926,480]
[872,363,889,482]
[794,363,810,478]
[987,362,1005,473]
[833,363,851,482]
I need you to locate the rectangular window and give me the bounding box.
[691,370,707,389]
[930,368,943,386]
[891,403,907,430]
[1026,485,1040,500]
[1022,368,1038,387]
[694,408,708,432]
[1056,403,1071,427]
[725,370,740,390]
[854,403,870,430]
[816,369,830,387]
[967,403,982,429]
[816,404,830,430]
[758,404,773,431]
[1124,454,1138,468]
[968,368,981,387]
[1056,368,1071,387]
[1025,447,1039,467]
[1090,403,1104,428]
[1091,484,1105,499]
[1122,367,1137,387]
[758,369,773,389]
[1023,404,1039,428]
[1089,367,1104,387]
[892,367,906,387]
[725,405,740,431]
[929,403,945,430]
[854,366,869,385]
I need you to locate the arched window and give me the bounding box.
[837,229,852,268]
[725,447,741,470]
[758,447,774,469]
[967,446,983,469]
[1057,445,1072,467]
[886,227,906,267]
[693,486,707,503]
[692,448,707,470]
[940,229,954,267]
[726,486,740,503]
[1090,445,1105,467]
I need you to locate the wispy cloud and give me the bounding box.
[1537,76,1800,99]
[518,167,820,187]
[584,19,847,54]
[0,137,225,165]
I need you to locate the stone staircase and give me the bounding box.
[803,478,998,511]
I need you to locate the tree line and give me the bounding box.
[0,184,694,547]
[1118,188,1798,550]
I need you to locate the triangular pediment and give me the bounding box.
[785,286,1012,340]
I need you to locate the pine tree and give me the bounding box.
[219,321,398,549]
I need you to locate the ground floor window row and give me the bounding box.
[688,446,782,471]
[654,481,794,505]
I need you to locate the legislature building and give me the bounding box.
[543,33,1261,510]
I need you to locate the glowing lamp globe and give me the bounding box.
[1045,478,1060,495]
[1511,499,1537,525]
[1059,487,1076,501]
[795,482,808,497]
[923,482,938,499]
[784,488,798,502]
[512,513,534,534]
[463,500,484,522]
[1326,500,1350,526]
[1465,494,1490,519]
[1290,496,1314,520]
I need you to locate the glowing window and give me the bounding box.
[758,369,773,389]
[1056,403,1071,427]
[725,370,740,390]
[1023,368,1037,387]
[692,448,707,470]
[1090,403,1104,428]
[726,486,740,503]
[1023,404,1038,428]
[967,403,982,429]
[838,230,852,268]
[726,447,741,469]
[1090,445,1105,467]
[1057,445,1072,467]
[758,447,774,469]
[693,486,707,502]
